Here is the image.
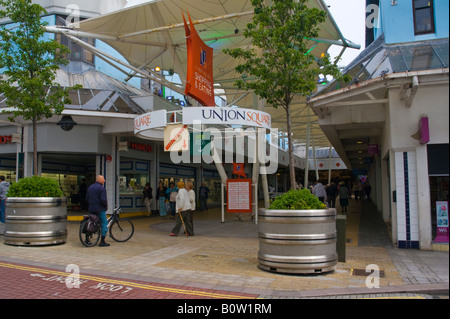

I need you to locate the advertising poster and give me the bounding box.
[435,201,449,243]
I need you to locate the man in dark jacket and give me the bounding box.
[86,175,109,246]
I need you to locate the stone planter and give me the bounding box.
[4,197,67,246]
[258,207,337,274]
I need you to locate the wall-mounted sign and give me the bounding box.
[368,144,379,154]
[134,110,167,138]
[0,136,12,144]
[128,141,152,153]
[183,107,271,129]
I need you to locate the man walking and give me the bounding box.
[312,179,327,203]
[0,175,10,224]
[86,175,109,247]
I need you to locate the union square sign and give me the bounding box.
[134,107,278,174]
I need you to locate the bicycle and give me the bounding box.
[79,206,134,247]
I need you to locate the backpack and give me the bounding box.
[82,214,100,233]
[169,191,178,202]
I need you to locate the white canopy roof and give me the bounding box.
[50,0,359,148]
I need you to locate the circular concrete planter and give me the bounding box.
[4,197,67,246]
[258,207,337,274]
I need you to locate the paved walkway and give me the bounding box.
[0,198,448,300]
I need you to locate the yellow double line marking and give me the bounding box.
[0,262,255,299]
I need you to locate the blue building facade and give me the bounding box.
[373,0,449,44]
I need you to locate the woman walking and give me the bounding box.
[156,181,167,216]
[143,183,153,216]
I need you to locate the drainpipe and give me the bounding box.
[405,76,419,107]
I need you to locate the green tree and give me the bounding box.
[224,0,347,189]
[0,0,79,176]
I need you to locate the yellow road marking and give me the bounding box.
[358,296,427,299]
[0,262,255,299]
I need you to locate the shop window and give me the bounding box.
[429,176,449,241]
[413,0,435,35]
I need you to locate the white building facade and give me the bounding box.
[309,0,449,250]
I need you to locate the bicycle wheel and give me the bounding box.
[109,218,134,242]
[79,220,101,247]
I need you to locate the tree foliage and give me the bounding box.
[0,0,80,175]
[224,0,348,190]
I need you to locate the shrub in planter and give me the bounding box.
[7,176,63,198]
[269,188,326,210]
[258,188,337,275]
[5,176,67,246]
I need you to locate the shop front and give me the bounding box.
[118,138,156,212]
[428,144,449,245]
[159,163,196,189]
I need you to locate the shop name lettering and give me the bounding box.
[128,141,152,152]
[201,109,270,128]
[134,113,151,130]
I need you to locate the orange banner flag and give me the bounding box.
[182,11,215,106]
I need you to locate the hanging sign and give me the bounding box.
[183,107,271,129]
[226,179,252,213]
[435,201,449,243]
[183,11,215,106]
[419,116,430,144]
[164,124,189,152]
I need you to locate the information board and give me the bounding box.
[226,179,252,213]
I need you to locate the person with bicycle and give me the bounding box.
[86,175,110,247]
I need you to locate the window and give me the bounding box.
[55,16,95,65]
[413,0,435,35]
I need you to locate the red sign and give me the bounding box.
[128,141,152,153]
[0,136,12,144]
[227,179,252,213]
[183,11,215,106]
[232,163,246,178]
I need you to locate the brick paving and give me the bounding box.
[0,261,258,299]
[0,199,448,300]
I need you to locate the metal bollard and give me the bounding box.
[336,214,346,262]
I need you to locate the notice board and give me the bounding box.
[226,179,252,213]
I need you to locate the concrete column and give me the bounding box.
[416,145,432,250]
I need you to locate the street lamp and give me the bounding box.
[57,115,77,131]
